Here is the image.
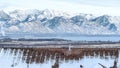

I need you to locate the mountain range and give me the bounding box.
[0,9,120,35]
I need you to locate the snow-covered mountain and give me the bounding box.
[0,9,120,35]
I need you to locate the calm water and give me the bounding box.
[1,34,120,41]
[0,48,120,68]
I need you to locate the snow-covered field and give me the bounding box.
[0,48,120,68]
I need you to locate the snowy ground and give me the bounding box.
[0,48,120,68]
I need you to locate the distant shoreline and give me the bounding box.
[0,39,120,48]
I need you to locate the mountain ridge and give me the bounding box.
[0,9,120,35]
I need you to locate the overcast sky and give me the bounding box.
[0,0,120,16]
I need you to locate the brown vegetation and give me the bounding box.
[1,48,119,64]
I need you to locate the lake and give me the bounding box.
[1,34,120,42]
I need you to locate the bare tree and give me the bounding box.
[99,58,118,68]
[98,63,107,68]
[110,58,118,68]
